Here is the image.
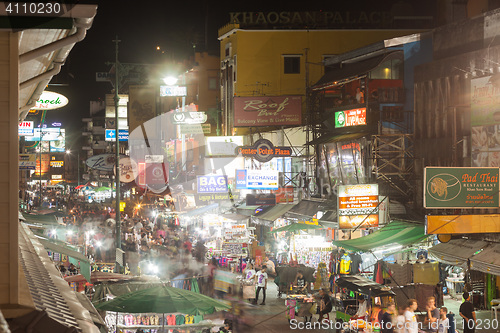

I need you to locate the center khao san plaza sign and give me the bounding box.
[424,167,499,208]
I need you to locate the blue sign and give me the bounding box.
[235,169,247,189]
[105,129,129,142]
[197,175,228,193]
[235,169,279,190]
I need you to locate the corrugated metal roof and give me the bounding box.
[18,224,100,333]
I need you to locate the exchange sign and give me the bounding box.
[424,167,500,208]
[235,169,279,190]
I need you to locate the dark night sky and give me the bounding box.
[41,0,428,148]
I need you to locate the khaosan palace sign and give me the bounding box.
[236,139,292,163]
[233,96,302,127]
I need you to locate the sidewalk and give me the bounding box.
[444,295,500,333]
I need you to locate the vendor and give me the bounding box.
[352,296,369,320]
[294,270,308,294]
[318,288,333,322]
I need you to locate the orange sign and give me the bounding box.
[339,195,378,209]
[427,214,500,234]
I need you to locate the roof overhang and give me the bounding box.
[0,3,97,120]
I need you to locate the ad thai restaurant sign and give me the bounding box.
[471,76,500,167]
[337,184,379,229]
[424,167,499,208]
[335,108,367,128]
[233,96,302,127]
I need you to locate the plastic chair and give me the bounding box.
[492,304,500,321]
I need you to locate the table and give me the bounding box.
[286,295,316,321]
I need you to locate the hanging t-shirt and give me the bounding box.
[350,253,362,274]
[339,254,352,274]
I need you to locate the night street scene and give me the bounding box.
[2,0,500,332]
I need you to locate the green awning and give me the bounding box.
[331,220,427,252]
[38,237,91,282]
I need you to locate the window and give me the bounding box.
[208,77,217,90]
[284,56,300,74]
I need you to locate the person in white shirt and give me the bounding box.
[438,307,449,333]
[264,256,276,275]
[254,266,268,305]
[243,263,256,281]
[396,306,407,333]
[404,299,419,333]
[354,296,368,319]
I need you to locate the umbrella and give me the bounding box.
[65,271,134,284]
[94,284,230,315]
[95,186,112,192]
[270,223,323,233]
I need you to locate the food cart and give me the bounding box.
[334,275,396,327]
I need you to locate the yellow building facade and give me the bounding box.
[218,25,424,135]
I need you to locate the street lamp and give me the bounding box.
[162,76,178,85]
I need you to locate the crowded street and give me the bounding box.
[3,1,500,333]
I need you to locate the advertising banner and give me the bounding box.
[205,136,244,156]
[129,85,156,134]
[236,138,292,163]
[197,175,229,193]
[19,154,36,170]
[34,154,50,175]
[115,157,137,183]
[274,186,294,203]
[427,214,500,234]
[235,169,279,190]
[18,121,34,136]
[146,162,168,185]
[335,108,367,128]
[471,76,500,167]
[233,95,302,127]
[338,184,379,229]
[424,167,499,208]
[25,128,64,142]
[160,85,187,97]
[195,192,240,205]
[33,91,68,110]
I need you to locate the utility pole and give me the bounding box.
[113,36,122,261]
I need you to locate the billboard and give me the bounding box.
[19,154,36,170]
[233,95,302,127]
[205,136,244,156]
[338,184,379,229]
[471,76,500,167]
[160,85,187,97]
[197,175,228,193]
[33,91,68,110]
[427,214,500,234]
[335,108,367,128]
[105,129,129,142]
[246,193,276,206]
[25,128,65,141]
[235,169,279,190]
[424,167,499,208]
[18,121,34,136]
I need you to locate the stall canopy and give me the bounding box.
[319,210,338,228]
[429,239,490,267]
[252,204,294,222]
[287,199,334,219]
[312,51,402,90]
[180,203,218,217]
[470,242,500,276]
[336,275,395,296]
[331,220,426,252]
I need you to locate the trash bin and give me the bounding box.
[447,313,455,333]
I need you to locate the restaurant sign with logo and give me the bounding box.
[236,139,292,163]
[233,95,302,127]
[424,167,499,208]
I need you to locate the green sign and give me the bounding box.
[424,167,499,208]
[335,108,366,128]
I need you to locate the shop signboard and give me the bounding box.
[19,154,36,170]
[115,157,137,183]
[274,186,294,203]
[424,167,499,208]
[338,184,379,229]
[221,242,244,255]
[335,108,367,128]
[197,175,228,193]
[205,136,244,156]
[170,112,207,124]
[236,139,292,163]
[246,193,276,206]
[470,76,500,167]
[179,123,211,134]
[160,85,187,97]
[233,95,302,127]
[105,129,129,142]
[50,161,63,167]
[427,214,500,234]
[86,154,116,172]
[196,192,240,205]
[235,169,279,190]
[25,128,64,141]
[146,162,168,185]
[33,91,69,110]
[224,224,247,239]
[18,121,34,136]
